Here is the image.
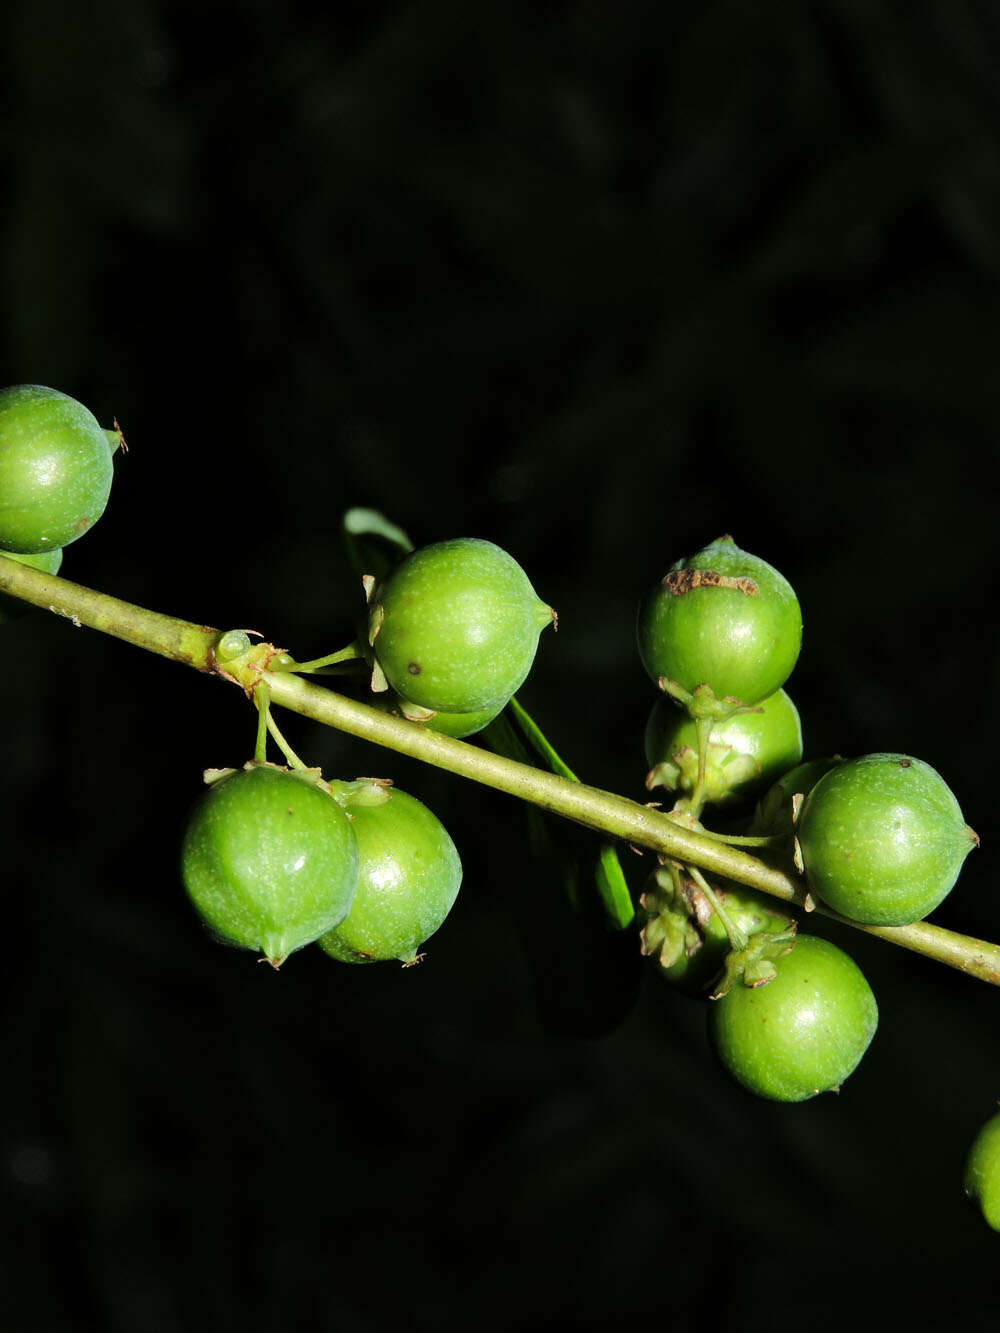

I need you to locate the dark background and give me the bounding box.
[3,2,1000,1328]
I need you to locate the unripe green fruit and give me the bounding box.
[319,785,462,964]
[370,538,555,714]
[797,754,978,926]
[964,1111,1000,1232]
[181,765,359,967]
[373,689,504,739]
[0,548,63,623]
[709,935,878,1102]
[637,535,802,705]
[645,688,802,810]
[0,385,115,553]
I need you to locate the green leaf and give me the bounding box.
[507,696,578,779]
[594,842,636,930]
[342,508,414,584]
[499,696,635,929]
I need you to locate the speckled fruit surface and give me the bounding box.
[181,765,358,967]
[637,535,802,705]
[0,385,114,553]
[798,753,978,926]
[709,935,878,1102]
[319,786,461,964]
[370,538,555,714]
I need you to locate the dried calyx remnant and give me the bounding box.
[661,569,760,597]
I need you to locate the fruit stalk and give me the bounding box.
[0,554,997,985]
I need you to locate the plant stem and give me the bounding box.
[0,555,217,669]
[280,643,364,674]
[688,866,748,952]
[1,554,998,986]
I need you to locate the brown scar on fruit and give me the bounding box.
[662,569,759,596]
[407,662,421,675]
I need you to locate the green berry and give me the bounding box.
[709,935,878,1102]
[0,385,115,553]
[180,764,359,967]
[319,784,462,964]
[0,548,63,623]
[369,538,555,714]
[964,1111,1000,1232]
[645,688,803,810]
[637,535,802,706]
[797,754,978,926]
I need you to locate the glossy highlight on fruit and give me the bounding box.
[798,754,978,926]
[181,764,359,967]
[964,1111,1000,1232]
[370,538,555,714]
[709,935,878,1102]
[0,548,63,623]
[637,535,802,705]
[319,784,462,964]
[645,688,802,809]
[0,385,115,553]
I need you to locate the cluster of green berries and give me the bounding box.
[636,536,977,1104]
[181,536,556,968]
[3,384,996,1225]
[0,384,120,617]
[181,764,462,969]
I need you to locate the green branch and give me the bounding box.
[1,553,997,987]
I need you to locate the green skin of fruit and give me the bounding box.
[709,935,878,1102]
[645,688,803,810]
[752,756,843,835]
[181,765,359,967]
[319,786,462,964]
[371,538,555,714]
[0,385,114,553]
[0,548,62,623]
[636,535,802,705]
[797,753,978,927]
[964,1111,1000,1232]
[373,689,504,739]
[659,884,794,996]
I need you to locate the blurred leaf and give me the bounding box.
[506,697,635,929]
[342,507,414,584]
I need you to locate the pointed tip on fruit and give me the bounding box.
[966,824,981,849]
[261,935,288,969]
[536,601,557,631]
[401,951,426,968]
